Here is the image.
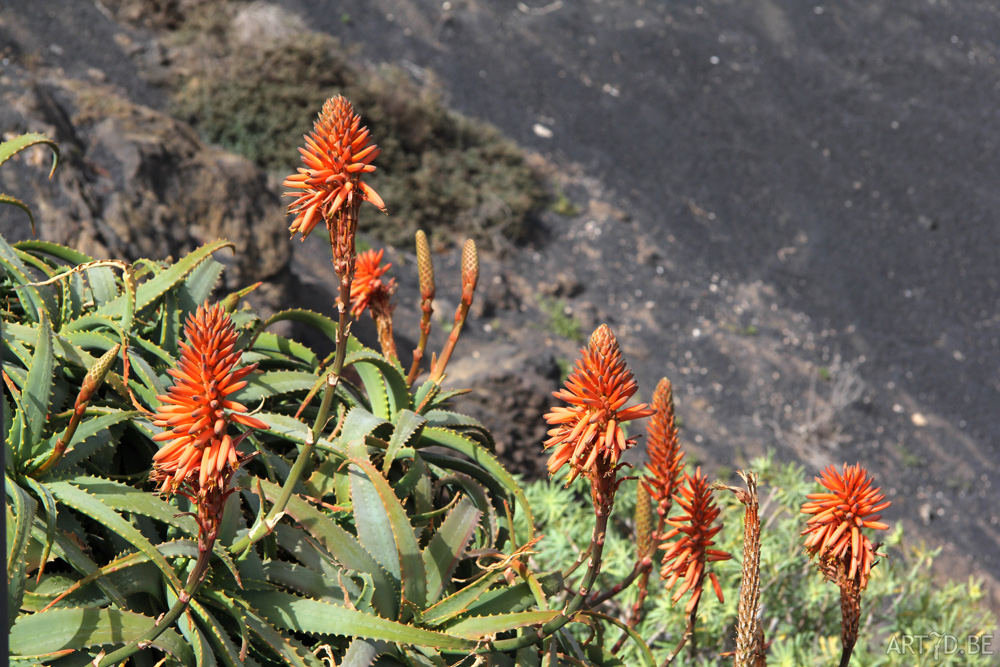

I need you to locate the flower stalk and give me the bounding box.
[801,463,890,667]
[716,471,765,667]
[32,343,120,476]
[233,95,388,557]
[407,229,435,385]
[428,239,479,384]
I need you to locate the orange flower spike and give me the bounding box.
[642,377,685,513]
[543,324,654,487]
[283,95,384,241]
[801,463,891,589]
[350,248,395,317]
[151,303,269,495]
[659,467,732,613]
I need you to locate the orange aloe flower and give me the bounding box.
[151,303,269,495]
[283,95,385,241]
[660,467,732,613]
[801,463,890,589]
[543,324,654,502]
[642,377,685,513]
[350,248,399,360]
[350,248,396,317]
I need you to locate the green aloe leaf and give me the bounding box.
[254,478,398,618]
[64,477,242,584]
[6,476,36,628]
[261,560,352,604]
[21,309,54,460]
[32,525,128,609]
[93,239,234,320]
[51,410,136,470]
[423,409,495,449]
[21,476,57,582]
[436,472,498,548]
[8,607,194,665]
[0,233,57,322]
[234,370,321,402]
[0,195,38,234]
[384,409,426,475]
[350,459,400,580]
[443,610,561,640]
[48,480,184,591]
[351,458,427,609]
[87,265,120,306]
[422,495,481,603]
[250,308,354,353]
[579,610,656,667]
[0,132,59,173]
[159,290,183,356]
[420,427,534,543]
[12,240,92,266]
[243,606,320,667]
[344,349,412,419]
[340,638,390,667]
[250,331,319,366]
[340,406,388,443]
[253,412,342,455]
[241,590,475,650]
[176,602,217,667]
[0,133,58,236]
[66,475,198,535]
[177,254,225,314]
[31,541,196,612]
[459,571,563,620]
[188,599,246,667]
[419,570,504,627]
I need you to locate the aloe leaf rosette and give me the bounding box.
[2,235,550,664]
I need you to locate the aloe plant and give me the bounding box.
[3,97,938,666]
[0,127,599,666]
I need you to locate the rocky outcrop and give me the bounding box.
[0,62,291,308]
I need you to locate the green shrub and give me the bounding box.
[170,29,544,248]
[522,459,996,666]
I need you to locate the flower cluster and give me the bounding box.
[544,324,653,512]
[642,377,685,515]
[283,95,385,242]
[350,248,399,360]
[151,303,268,496]
[660,467,731,613]
[350,248,396,317]
[801,463,890,589]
